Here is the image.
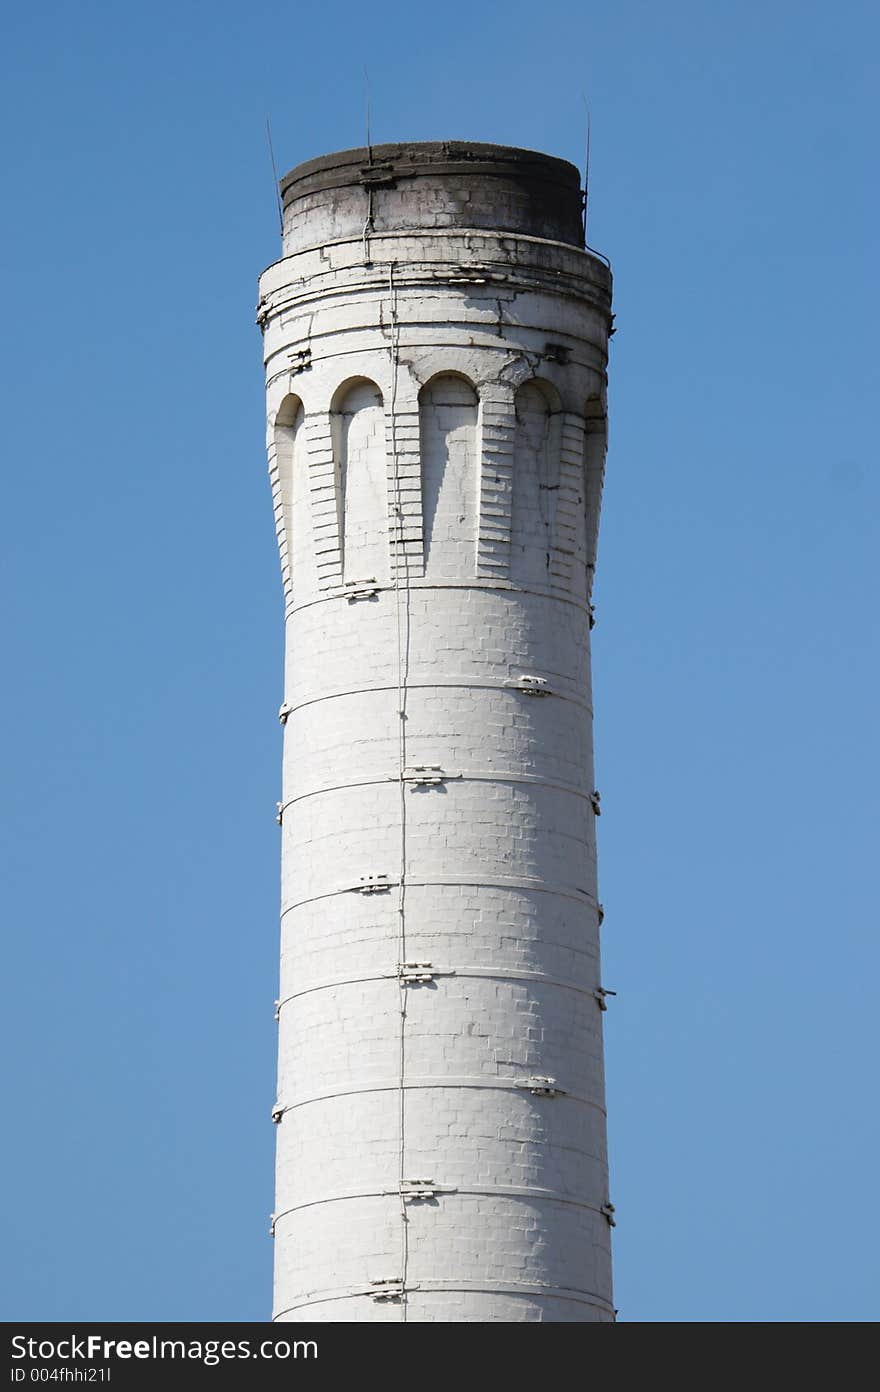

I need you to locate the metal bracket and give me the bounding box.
[399,1178,438,1202]
[518,1075,565,1098]
[278,702,292,725]
[369,1278,403,1302]
[507,674,552,697]
[589,603,596,630]
[597,902,605,926]
[255,297,271,329]
[436,267,492,286]
[275,801,284,826]
[593,987,617,1011]
[270,1103,286,1124]
[273,999,281,1022]
[354,874,391,895]
[345,579,380,602]
[402,765,452,787]
[544,341,571,364]
[590,790,602,815]
[268,1213,276,1237]
[360,165,396,189]
[601,1201,617,1228]
[398,961,434,984]
[287,345,312,374]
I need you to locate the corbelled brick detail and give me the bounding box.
[305,412,342,591]
[386,403,424,580]
[550,412,589,598]
[477,385,516,579]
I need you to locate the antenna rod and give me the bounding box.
[265,114,283,234]
[583,105,592,242]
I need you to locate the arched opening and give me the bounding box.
[331,378,388,584]
[273,394,313,597]
[418,374,479,578]
[583,394,608,581]
[584,394,607,461]
[511,379,562,586]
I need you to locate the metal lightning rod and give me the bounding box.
[582,101,592,243]
[265,114,283,234]
[364,67,373,162]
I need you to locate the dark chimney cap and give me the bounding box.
[279,141,585,250]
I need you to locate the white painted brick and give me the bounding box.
[261,145,613,1324]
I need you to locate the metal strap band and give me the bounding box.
[282,675,591,717]
[273,1279,614,1318]
[274,1076,606,1116]
[280,874,598,917]
[275,963,598,1011]
[278,767,591,812]
[273,1186,609,1221]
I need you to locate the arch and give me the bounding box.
[418,373,479,578]
[521,376,562,414]
[583,394,608,581]
[275,394,303,429]
[273,394,314,600]
[511,379,563,586]
[419,370,478,394]
[583,393,607,454]
[331,378,388,585]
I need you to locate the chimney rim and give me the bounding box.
[279,140,582,206]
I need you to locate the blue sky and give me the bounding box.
[1,0,876,1322]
